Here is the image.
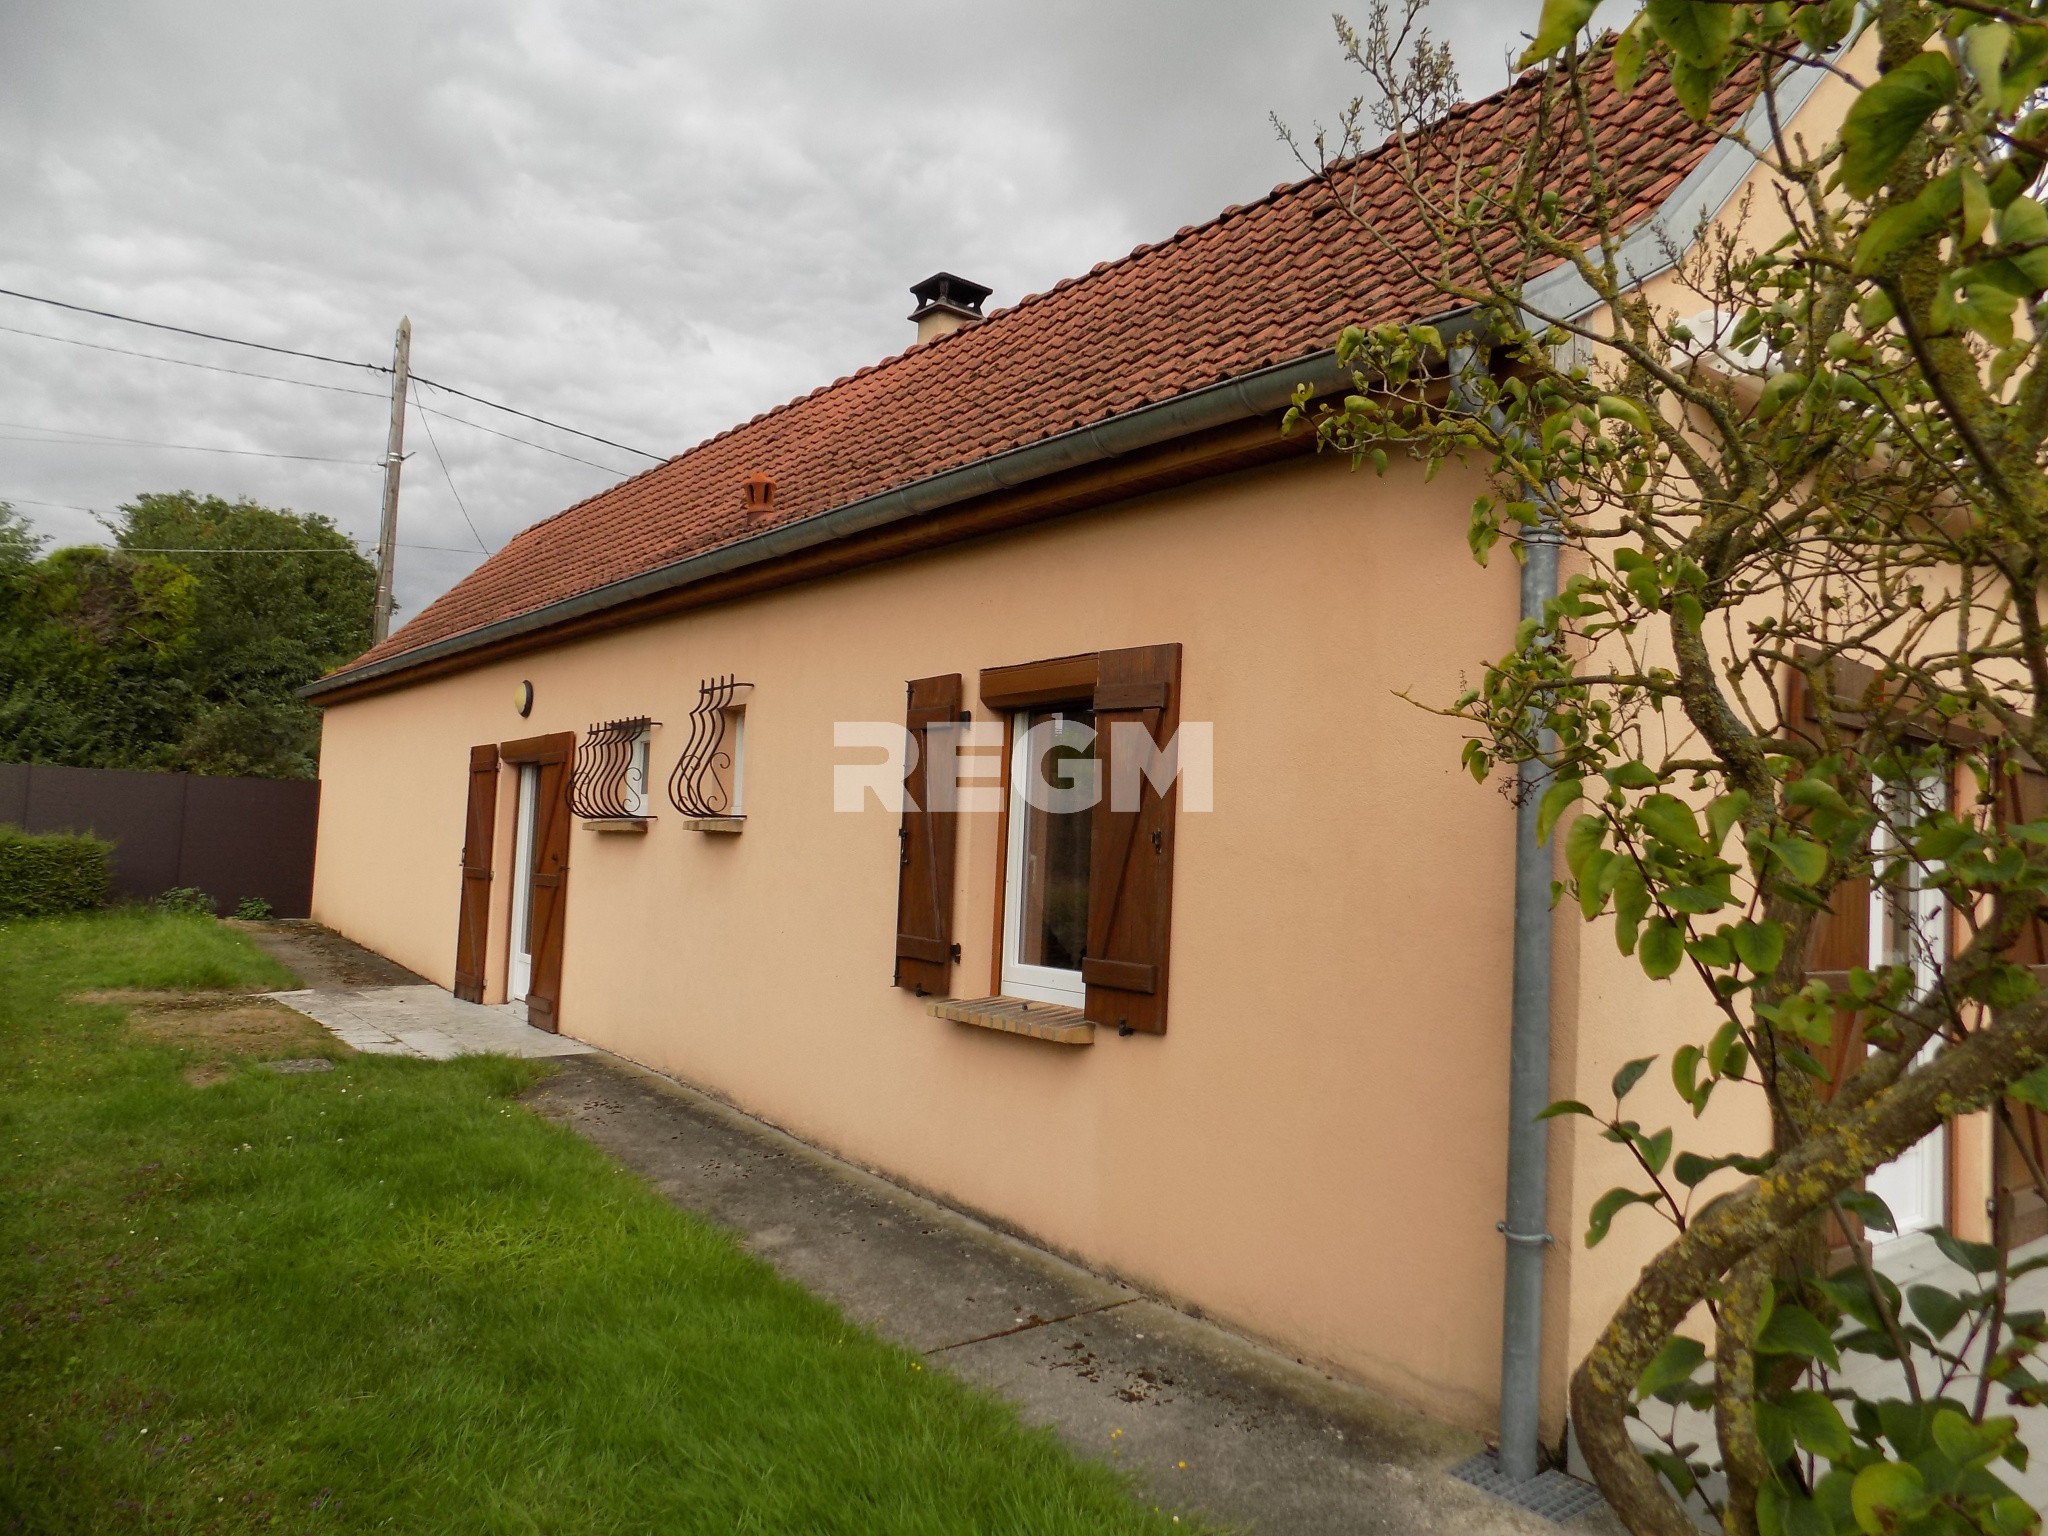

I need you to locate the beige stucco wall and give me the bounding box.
[315,449,1545,1429]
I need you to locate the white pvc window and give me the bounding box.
[1000,708,1095,1008]
[1864,771,1949,1239]
[623,730,651,818]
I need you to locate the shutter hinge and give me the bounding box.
[951,942,962,961]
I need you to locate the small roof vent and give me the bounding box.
[742,474,775,516]
[908,272,992,345]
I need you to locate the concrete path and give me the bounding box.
[267,983,594,1060]
[527,1054,1623,1536]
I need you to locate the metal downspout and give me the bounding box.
[1499,523,1560,1482]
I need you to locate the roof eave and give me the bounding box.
[305,344,1359,701]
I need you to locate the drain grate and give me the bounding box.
[1448,1450,1607,1523]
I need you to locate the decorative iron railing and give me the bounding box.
[667,677,750,818]
[570,717,656,819]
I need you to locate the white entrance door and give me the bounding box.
[507,763,540,1002]
[1865,773,1948,1239]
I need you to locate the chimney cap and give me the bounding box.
[908,271,992,323]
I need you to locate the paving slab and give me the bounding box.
[267,983,593,1061]
[526,1053,1624,1536]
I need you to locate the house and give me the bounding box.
[304,51,1995,1457]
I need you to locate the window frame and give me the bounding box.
[997,704,1095,1008]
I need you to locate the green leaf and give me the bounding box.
[1612,1055,1656,1101]
[1517,0,1601,67]
[1669,57,1716,120]
[1637,1126,1673,1175]
[1786,775,1854,817]
[1537,776,1584,846]
[1606,761,1663,789]
[1585,1185,1654,1246]
[1757,1303,1841,1369]
[1932,1406,2014,1471]
[1783,1389,1856,1461]
[1769,835,1829,886]
[1536,1099,1596,1121]
[1645,0,1736,68]
[1635,1334,1706,1400]
[1734,920,1787,976]
[1637,794,1705,852]
[1757,370,1808,420]
[1706,789,1749,851]
[1612,15,1650,95]
[1840,50,1959,198]
[1639,917,1685,979]
[1933,1229,2000,1275]
[1613,860,1651,954]
[1851,1461,1929,1534]
[1837,1188,1897,1235]
[1759,1481,1832,1536]
[1596,394,1652,434]
[1998,193,2048,249]
[1672,1046,1703,1109]
[2009,1064,2048,1114]
[1964,21,2012,102]
[1906,1284,1967,1339]
[1565,810,1608,882]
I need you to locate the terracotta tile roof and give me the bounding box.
[343,58,1731,677]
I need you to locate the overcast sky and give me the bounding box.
[0,0,1530,620]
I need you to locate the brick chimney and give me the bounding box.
[908,272,991,345]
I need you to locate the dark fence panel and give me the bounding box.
[0,762,319,917]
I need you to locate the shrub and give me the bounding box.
[232,895,273,921]
[154,886,216,918]
[0,826,111,919]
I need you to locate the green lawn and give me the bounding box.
[0,911,1188,1534]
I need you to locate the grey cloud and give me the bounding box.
[0,0,1528,618]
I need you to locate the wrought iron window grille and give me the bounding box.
[668,676,751,819]
[570,717,658,820]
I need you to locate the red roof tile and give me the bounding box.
[342,58,1733,678]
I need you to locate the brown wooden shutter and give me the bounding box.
[523,733,576,1034]
[453,744,499,1003]
[894,674,963,996]
[1083,643,1182,1035]
[1995,759,2048,1246]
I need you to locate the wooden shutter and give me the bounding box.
[522,732,576,1034]
[1083,643,1182,1035]
[1995,759,2048,1246]
[1789,667,1875,1264]
[894,674,962,996]
[453,744,499,1003]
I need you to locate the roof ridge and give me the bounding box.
[641,58,1569,477]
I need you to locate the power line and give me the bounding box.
[0,420,379,466]
[409,375,665,462]
[0,286,670,463]
[0,323,388,399]
[408,383,491,554]
[0,285,386,374]
[415,401,629,472]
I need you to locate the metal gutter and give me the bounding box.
[305,348,1354,699]
[1495,56,1832,1485]
[1519,54,1832,325]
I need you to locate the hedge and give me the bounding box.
[0,826,112,919]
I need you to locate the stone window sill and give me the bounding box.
[580,817,650,834]
[683,816,746,834]
[927,996,1093,1046]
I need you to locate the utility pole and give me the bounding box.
[370,316,411,645]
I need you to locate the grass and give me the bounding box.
[0,910,1190,1534]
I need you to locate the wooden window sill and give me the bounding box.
[927,996,1093,1046]
[580,817,650,833]
[682,816,745,834]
